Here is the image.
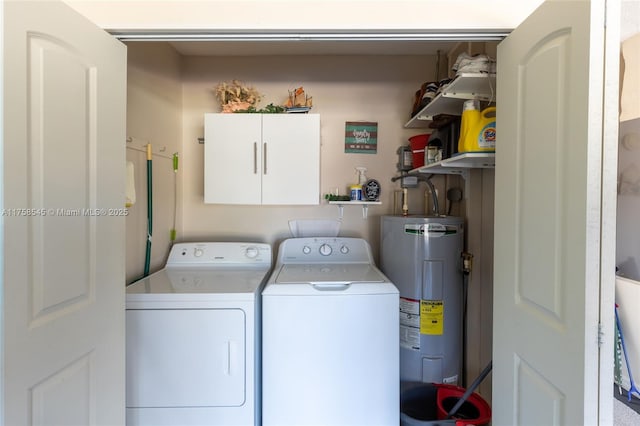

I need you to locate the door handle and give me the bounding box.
[225,340,237,375]
[253,142,257,174]
[263,142,268,175]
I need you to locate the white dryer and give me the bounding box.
[126,242,271,426]
[262,237,399,426]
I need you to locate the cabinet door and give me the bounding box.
[204,114,262,204]
[261,114,320,205]
[126,309,246,407]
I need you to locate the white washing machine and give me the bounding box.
[262,237,399,426]
[125,242,271,426]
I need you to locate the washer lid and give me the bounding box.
[274,263,387,284]
[127,266,271,296]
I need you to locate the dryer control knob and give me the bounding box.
[319,244,333,256]
[245,247,259,258]
[194,248,204,257]
[302,246,312,255]
[340,245,349,254]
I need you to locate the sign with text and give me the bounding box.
[345,121,378,154]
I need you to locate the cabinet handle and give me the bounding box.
[263,142,268,175]
[253,142,257,174]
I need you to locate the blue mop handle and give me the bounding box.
[615,303,640,401]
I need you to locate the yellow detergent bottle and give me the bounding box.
[469,106,496,152]
[459,105,496,153]
[458,100,480,153]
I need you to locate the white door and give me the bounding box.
[3,1,127,425]
[493,0,618,424]
[261,114,320,205]
[204,114,262,204]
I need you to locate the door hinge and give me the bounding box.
[598,322,604,348]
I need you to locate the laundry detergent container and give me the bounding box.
[400,383,491,426]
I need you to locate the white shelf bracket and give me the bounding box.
[328,201,381,220]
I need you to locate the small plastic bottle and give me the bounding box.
[356,167,368,185]
[349,167,368,201]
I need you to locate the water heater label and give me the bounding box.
[403,223,457,237]
[400,325,421,350]
[400,297,419,316]
[443,375,459,385]
[400,297,420,350]
[420,300,444,335]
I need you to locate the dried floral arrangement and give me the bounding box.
[214,80,314,113]
[285,87,313,108]
[215,80,262,113]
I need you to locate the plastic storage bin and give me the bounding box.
[409,134,430,168]
[400,383,491,426]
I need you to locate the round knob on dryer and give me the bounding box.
[340,245,349,254]
[319,244,333,256]
[245,246,259,258]
[194,248,204,257]
[302,246,312,255]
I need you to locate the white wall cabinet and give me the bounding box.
[204,113,320,205]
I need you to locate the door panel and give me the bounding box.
[31,354,94,426]
[261,114,320,205]
[126,309,246,407]
[28,33,95,324]
[494,0,616,424]
[3,1,127,424]
[204,114,262,204]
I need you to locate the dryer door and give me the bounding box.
[126,309,246,407]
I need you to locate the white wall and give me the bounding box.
[617,118,640,280]
[64,0,544,31]
[620,33,640,122]
[615,1,640,401]
[122,41,468,271]
[125,42,182,282]
[178,52,459,259]
[617,31,640,278]
[622,0,640,42]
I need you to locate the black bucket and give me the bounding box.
[400,382,491,426]
[401,384,439,422]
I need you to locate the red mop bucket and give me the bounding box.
[436,383,491,426]
[400,383,491,426]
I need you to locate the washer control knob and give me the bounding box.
[245,246,259,258]
[194,248,204,257]
[340,245,349,254]
[302,246,312,255]
[319,244,333,256]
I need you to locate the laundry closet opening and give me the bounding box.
[118,30,502,402]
